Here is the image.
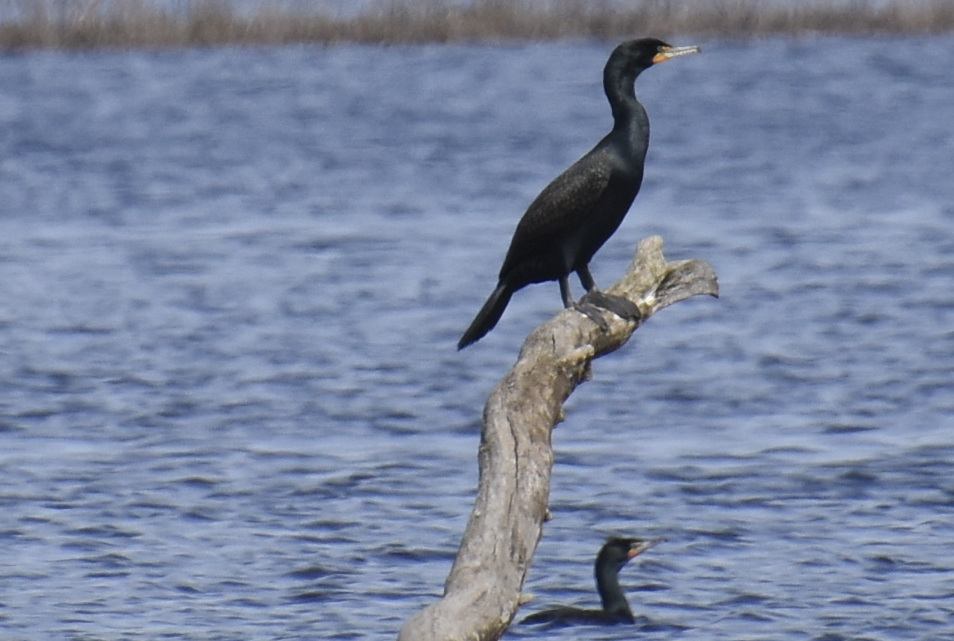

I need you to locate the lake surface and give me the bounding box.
[0,36,952,640]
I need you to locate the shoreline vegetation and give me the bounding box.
[1,0,953,50]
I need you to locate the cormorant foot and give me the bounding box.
[579,290,642,323]
[572,300,610,331]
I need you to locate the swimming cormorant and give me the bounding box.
[521,536,663,626]
[458,38,700,350]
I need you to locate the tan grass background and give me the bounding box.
[1,0,952,50]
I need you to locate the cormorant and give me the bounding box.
[458,38,700,350]
[521,536,663,626]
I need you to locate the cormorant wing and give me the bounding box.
[499,147,613,279]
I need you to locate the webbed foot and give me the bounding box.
[578,290,642,324]
[572,299,610,331]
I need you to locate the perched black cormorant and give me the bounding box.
[521,536,663,626]
[458,38,700,350]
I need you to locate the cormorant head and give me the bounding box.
[608,37,701,77]
[599,536,664,572]
[596,536,664,568]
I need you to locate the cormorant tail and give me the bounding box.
[458,284,513,350]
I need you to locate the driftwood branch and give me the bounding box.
[398,236,718,641]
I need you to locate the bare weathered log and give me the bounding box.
[398,236,718,641]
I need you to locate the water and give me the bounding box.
[0,36,952,640]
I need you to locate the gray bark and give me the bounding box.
[398,236,719,641]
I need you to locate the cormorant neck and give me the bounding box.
[595,560,634,619]
[603,63,646,129]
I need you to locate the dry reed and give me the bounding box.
[1,0,953,50]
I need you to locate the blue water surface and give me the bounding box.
[0,36,952,640]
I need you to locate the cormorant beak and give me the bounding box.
[652,45,701,64]
[627,537,665,559]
